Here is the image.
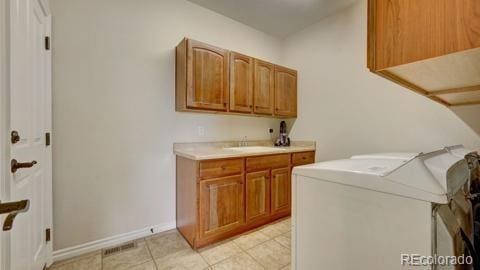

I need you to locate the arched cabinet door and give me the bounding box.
[229,52,253,113]
[274,66,297,117]
[253,59,275,115]
[186,39,229,111]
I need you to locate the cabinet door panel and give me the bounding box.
[199,175,244,239]
[370,0,480,70]
[187,40,229,111]
[253,59,274,115]
[230,52,253,113]
[246,170,270,223]
[271,167,291,215]
[274,66,297,117]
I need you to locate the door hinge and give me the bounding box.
[46,228,51,242]
[45,36,50,50]
[45,132,51,146]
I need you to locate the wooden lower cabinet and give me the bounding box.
[176,151,315,249]
[271,167,291,216]
[246,170,270,224]
[199,175,244,239]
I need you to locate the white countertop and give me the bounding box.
[173,140,316,160]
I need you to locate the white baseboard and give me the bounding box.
[52,221,176,262]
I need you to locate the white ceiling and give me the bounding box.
[187,0,357,38]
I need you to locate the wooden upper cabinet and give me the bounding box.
[271,167,291,216]
[274,66,297,117]
[229,52,253,113]
[199,175,244,239]
[176,38,299,115]
[368,0,480,107]
[369,0,480,70]
[176,39,229,111]
[253,59,275,115]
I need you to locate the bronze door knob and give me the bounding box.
[11,159,37,173]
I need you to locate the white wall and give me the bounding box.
[51,0,480,252]
[50,0,283,250]
[283,0,480,161]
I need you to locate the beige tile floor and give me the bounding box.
[49,218,291,270]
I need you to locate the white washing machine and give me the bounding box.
[292,147,476,270]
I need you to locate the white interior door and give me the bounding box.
[3,0,52,269]
[0,0,7,269]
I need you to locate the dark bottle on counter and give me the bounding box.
[275,121,290,147]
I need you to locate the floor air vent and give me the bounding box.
[102,241,137,257]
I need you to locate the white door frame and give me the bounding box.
[0,1,52,269]
[0,0,11,269]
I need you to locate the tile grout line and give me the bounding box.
[243,247,267,270]
[234,230,271,252]
[144,237,159,270]
[234,230,274,269]
[200,240,243,268]
[199,228,276,269]
[195,248,211,268]
[242,229,292,270]
[245,239,291,270]
[272,231,291,249]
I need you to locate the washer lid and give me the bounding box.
[293,149,469,204]
[307,158,407,177]
[351,152,419,161]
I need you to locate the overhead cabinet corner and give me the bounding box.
[176,38,298,118]
[367,0,480,107]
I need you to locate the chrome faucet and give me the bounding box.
[239,136,248,147]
